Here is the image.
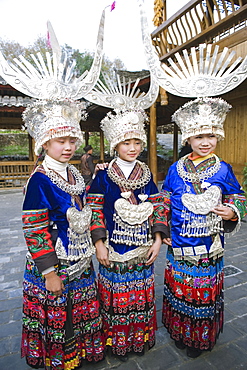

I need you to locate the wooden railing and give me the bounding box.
[0,160,81,189]
[152,0,247,62]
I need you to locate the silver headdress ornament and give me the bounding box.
[143,41,247,141]
[173,97,231,145]
[85,1,160,154]
[135,0,247,141]
[0,12,106,154]
[149,42,247,98]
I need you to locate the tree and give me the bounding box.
[0,38,25,61]
[66,45,126,82]
[0,37,126,81]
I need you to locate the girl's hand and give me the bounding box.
[95,240,110,267]
[163,237,172,246]
[45,271,65,296]
[94,162,108,174]
[146,233,162,265]
[212,205,236,220]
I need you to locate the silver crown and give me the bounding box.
[85,1,160,154]
[154,44,243,142]
[0,14,105,154]
[22,99,87,155]
[173,97,232,145]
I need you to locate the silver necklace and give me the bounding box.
[107,159,151,190]
[177,153,221,183]
[42,161,85,195]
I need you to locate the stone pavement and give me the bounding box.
[0,188,247,370]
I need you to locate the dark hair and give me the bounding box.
[83,145,92,152]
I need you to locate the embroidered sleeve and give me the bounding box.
[148,191,171,238]
[223,194,247,220]
[22,208,59,273]
[86,193,107,244]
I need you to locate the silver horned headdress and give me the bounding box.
[145,42,247,141]
[149,42,247,98]
[0,13,105,154]
[85,1,160,154]
[136,0,247,141]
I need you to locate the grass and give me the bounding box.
[0,145,28,156]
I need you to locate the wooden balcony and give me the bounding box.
[152,0,247,62]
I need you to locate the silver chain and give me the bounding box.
[107,159,151,190]
[177,153,221,183]
[42,162,85,195]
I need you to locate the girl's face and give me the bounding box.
[115,138,142,162]
[187,133,217,157]
[43,136,77,163]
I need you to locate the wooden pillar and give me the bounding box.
[28,134,33,161]
[28,135,37,163]
[99,130,105,162]
[149,103,158,184]
[173,123,178,163]
[84,132,89,146]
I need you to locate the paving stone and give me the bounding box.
[226,283,247,301]
[0,280,20,290]
[155,325,170,347]
[9,335,22,354]
[0,256,11,263]
[131,345,183,370]
[207,344,247,370]
[0,320,22,339]
[225,297,247,317]
[8,287,23,298]
[174,355,217,370]
[0,310,11,324]
[0,291,6,299]
[0,338,11,357]
[0,353,30,370]
[155,283,164,297]
[12,308,23,321]
[9,266,23,274]
[224,307,236,323]
[228,315,247,334]
[224,276,243,288]
[234,335,247,353]
[0,260,25,271]
[217,322,244,344]
[0,297,22,311]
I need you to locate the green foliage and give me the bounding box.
[0,144,28,156]
[242,163,247,193]
[68,46,126,83]
[76,132,110,158]
[156,143,173,160]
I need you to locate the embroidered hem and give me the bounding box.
[106,240,153,263]
[173,234,224,264]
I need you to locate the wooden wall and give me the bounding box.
[215,96,247,186]
[213,36,247,186]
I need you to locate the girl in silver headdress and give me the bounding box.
[86,109,167,361]
[0,10,107,367]
[21,100,105,369]
[161,97,247,358]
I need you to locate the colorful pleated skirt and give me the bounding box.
[21,259,105,370]
[162,247,224,351]
[98,261,157,356]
